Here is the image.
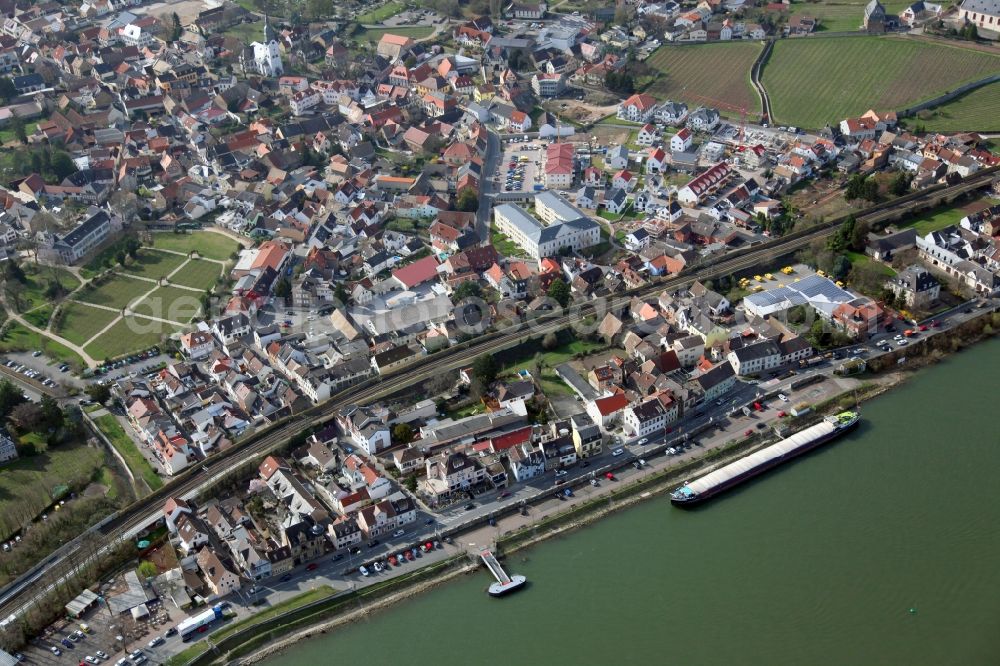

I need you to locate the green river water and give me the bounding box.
[265,340,1000,666]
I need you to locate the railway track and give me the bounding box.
[1,165,995,627]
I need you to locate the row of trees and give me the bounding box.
[845,173,879,202]
[604,70,637,95]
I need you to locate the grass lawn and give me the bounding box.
[149,231,240,261]
[212,586,337,640]
[53,302,120,347]
[783,0,910,32]
[0,322,86,370]
[909,81,1000,132]
[84,317,181,362]
[0,440,104,539]
[358,0,405,23]
[845,250,897,276]
[168,259,223,291]
[490,227,528,258]
[646,42,763,115]
[132,286,203,323]
[120,250,187,281]
[18,265,81,311]
[358,26,434,41]
[75,275,152,310]
[0,121,37,145]
[23,305,53,329]
[91,414,163,491]
[503,337,606,374]
[222,20,262,43]
[763,36,1000,129]
[537,370,575,397]
[907,207,965,235]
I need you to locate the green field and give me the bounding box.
[91,414,163,491]
[0,322,86,370]
[222,20,262,44]
[53,302,119,347]
[17,265,81,311]
[132,286,202,323]
[646,42,763,115]
[358,26,434,42]
[0,440,105,539]
[784,0,911,32]
[0,121,38,145]
[901,198,1000,235]
[75,275,152,310]
[84,317,181,362]
[911,81,1000,132]
[120,250,187,281]
[764,36,1000,128]
[149,231,240,261]
[845,250,897,276]
[168,259,223,290]
[23,305,53,329]
[358,0,405,23]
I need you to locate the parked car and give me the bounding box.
[147,636,164,648]
[777,393,788,402]
[611,448,625,457]
[637,438,648,445]
[60,639,73,648]
[85,656,100,664]
[554,469,567,477]
[392,529,405,538]
[50,647,62,656]
[306,562,319,571]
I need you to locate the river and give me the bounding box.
[265,341,1000,665]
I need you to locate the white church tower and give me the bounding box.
[250,16,283,77]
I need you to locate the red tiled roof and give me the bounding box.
[594,394,628,415]
[391,255,440,289]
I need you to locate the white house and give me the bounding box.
[623,396,679,437]
[727,340,781,376]
[670,127,693,152]
[617,93,658,123]
[646,147,668,174]
[656,101,688,126]
[636,123,659,146]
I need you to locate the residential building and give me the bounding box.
[691,362,736,403]
[889,264,940,308]
[196,548,241,598]
[47,209,114,264]
[493,201,599,260]
[544,142,575,189]
[623,395,679,438]
[570,413,602,458]
[617,93,658,122]
[586,393,629,429]
[727,340,781,376]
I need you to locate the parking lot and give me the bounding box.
[498,140,543,193]
[23,593,181,666]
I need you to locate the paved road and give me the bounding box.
[476,128,501,241]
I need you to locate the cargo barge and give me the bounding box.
[670,411,860,506]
